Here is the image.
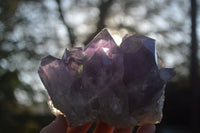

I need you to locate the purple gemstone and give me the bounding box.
[38,29,175,128]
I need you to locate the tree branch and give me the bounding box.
[83,0,114,45]
[190,0,199,132]
[55,0,76,47]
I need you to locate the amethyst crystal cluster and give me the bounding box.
[38,29,175,128]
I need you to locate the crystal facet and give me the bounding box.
[38,29,176,128]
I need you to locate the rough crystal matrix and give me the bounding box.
[38,29,175,128]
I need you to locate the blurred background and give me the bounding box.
[0,0,199,133]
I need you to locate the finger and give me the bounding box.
[67,121,93,133]
[114,126,134,133]
[137,125,156,133]
[40,115,67,133]
[93,121,115,133]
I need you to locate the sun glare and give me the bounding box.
[112,34,122,46]
[102,47,109,53]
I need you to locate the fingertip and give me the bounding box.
[115,126,134,133]
[40,115,67,133]
[137,124,156,133]
[93,121,114,133]
[67,121,93,133]
[55,115,68,125]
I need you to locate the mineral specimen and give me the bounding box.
[38,29,175,128]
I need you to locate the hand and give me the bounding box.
[40,115,156,133]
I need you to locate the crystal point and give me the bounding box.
[159,68,176,82]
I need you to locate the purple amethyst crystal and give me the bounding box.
[38,29,175,128]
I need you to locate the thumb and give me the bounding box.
[40,115,67,133]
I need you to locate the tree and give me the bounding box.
[190,0,199,132]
